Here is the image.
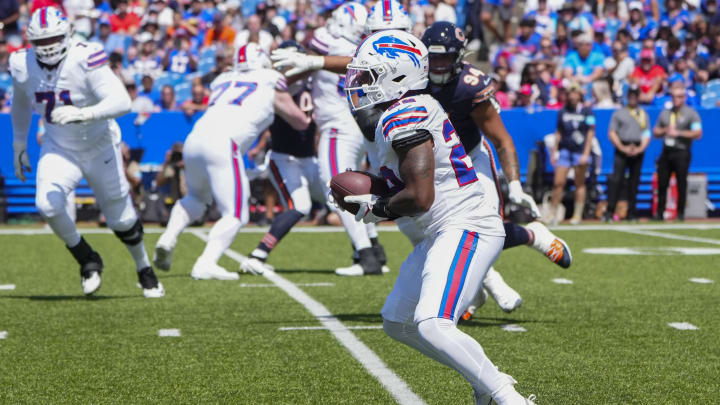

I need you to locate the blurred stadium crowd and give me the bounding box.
[1,0,720,112]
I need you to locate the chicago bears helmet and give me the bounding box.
[365,0,412,34]
[234,43,271,71]
[327,2,368,44]
[27,6,72,65]
[344,30,428,111]
[421,21,468,85]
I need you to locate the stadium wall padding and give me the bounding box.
[1,108,719,180]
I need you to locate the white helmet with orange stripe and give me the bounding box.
[27,6,72,65]
[234,43,271,71]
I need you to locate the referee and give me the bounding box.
[653,85,703,221]
[605,87,650,222]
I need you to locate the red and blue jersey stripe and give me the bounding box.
[438,231,479,320]
[87,49,108,68]
[381,106,428,138]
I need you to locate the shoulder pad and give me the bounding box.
[8,50,29,82]
[459,64,495,106]
[380,97,430,141]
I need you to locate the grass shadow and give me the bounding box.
[460,316,551,328]
[274,269,337,275]
[0,294,140,301]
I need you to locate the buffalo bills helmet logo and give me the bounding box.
[372,36,422,67]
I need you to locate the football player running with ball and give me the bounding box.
[11,7,163,297]
[153,44,310,279]
[342,30,535,404]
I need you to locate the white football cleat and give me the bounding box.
[240,257,274,275]
[191,262,240,280]
[483,267,523,313]
[335,264,365,276]
[82,271,102,295]
[153,244,173,271]
[526,221,573,268]
[136,267,165,298]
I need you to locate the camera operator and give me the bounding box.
[156,142,186,204]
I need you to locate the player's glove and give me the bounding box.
[51,105,94,125]
[271,48,324,77]
[13,141,31,182]
[508,180,541,218]
[344,194,392,224]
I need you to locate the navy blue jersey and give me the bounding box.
[427,63,495,153]
[270,89,316,157]
[557,105,596,153]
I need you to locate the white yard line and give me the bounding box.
[190,230,425,405]
[668,322,699,330]
[551,278,574,284]
[689,278,714,284]
[279,325,384,331]
[158,329,182,337]
[0,331,7,339]
[0,284,16,290]
[239,282,334,288]
[617,229,720,246]
[500,324,527,332]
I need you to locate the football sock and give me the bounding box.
[502,223,531,250]
[67,237,95,265]
[492,384,526,405]
[366,223,379,239]
[251,249,268,260]
[256,209,304,254]
[483,267,507,293]
[337,209,371,250]
[114,220,151,271]
[198,215,242,264]
[157,195,206,249]
[417,317,508,396]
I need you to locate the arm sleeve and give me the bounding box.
[608,111,619,133]
[391,129,432,151]
[10,80,32,145]
[689,110,702,130]
[84,65,131,120]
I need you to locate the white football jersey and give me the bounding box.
[10,41,121,154]
[193,68,283,153]
[310,30,361,136]
[373,94,504,238]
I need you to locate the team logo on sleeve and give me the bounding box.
[372,36,422,67]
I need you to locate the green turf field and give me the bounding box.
[1,224,718,404]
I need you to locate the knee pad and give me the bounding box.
[36,189,68,218]
[382,319,418,344]
[113,219,144,246]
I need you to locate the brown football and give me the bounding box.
[330,171,391,215]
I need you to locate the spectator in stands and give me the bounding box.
[203,13,235,48]
[653,84,703,221]
[235,14,274,53]
[661,0,689,36]
[92,19,126,54]
[565,0,593,38]
[158,85,177,111]
[562,34,605,85]
[0,0,20,40]
[155,142,186,203]
[516,18,542,56]
[625,1,657,41]
[481,0,513,43]
[201,51,231,87]
[139,75,159,104]
[592,22,612,57]
[684,35,710,83]
[607,41,635,97]
[592,80,617,108]
[489,73,512,108]
[0,38,8,73]
[126,81,155,114]
[525,0,557,38]
[181,83,208,117]
[110,0,141,35]
[549,83,596,225]
[164,35,197,74]
[605,86,650,222]
[166,9,198,40]
[554,21,571,56]
[431,0,457,24]
[129,33,163,78]
[630,48,666,104]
